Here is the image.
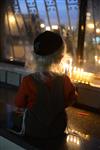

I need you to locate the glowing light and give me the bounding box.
[90,74,100,88]
[76,139,80,145]
[96,28,100,33]
[70,135,73,142]
[83,59,87,63]
[67,128,90,140]
[40,23,45,28]
[59,54,94,85]
[71,26,74,30]
[66,135,81,146]
[87,23,94,29]
[67,135,69,142]
[87,12,91,17]
[9,56,14,61]
[60,54,73,75]
[73,136,77,143]
[9,15,15,24]
[46,26,51,31]
[73,66,77,72]
[68,26,70,30]
[95,56,100,64]
[52,25,58,30]
[81,25,84,30]
[63,63,69,73]
[67,66,94,85]
[95,55,98,61]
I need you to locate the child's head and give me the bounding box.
[33,31,65,72]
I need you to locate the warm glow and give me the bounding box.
[81,25,84,30]
[96,28,100,33]
[66,134,80,145]
[62,63,94,84]
[90,74,100,88]
[52,25,58,30]
[46,26,51,31]
[74,136,77,143]
[9,15,15,24]
[40,23,45,28]
[86,12,91,17]
[67,128,90,140]
[26,46,98,87]
[59,54,94,85]
[71,26,74,30]
[68,26,70,30]
[9,56,14,61]
[50,51,100,87]
[60,55,73,75]
[95,55,98,61]
[95,55,100,64]
[87,23,94,29]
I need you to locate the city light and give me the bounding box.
[87,23,94,29]
[51,25,58,30]
[86,12,91,17]
[96,28,100,33]
[45,26,51,31]
[8,14,15,24]
[86,12,91,20]
[71,26,74,30]
[81,25,84,30]
[40,23,45,28]
[9,56,14,61]
[95,55,100,64]
[68,26,70,30]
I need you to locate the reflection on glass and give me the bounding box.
[84,0,100,75]
[3,0,79,64]
[66,134,80,145]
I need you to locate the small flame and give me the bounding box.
[60,54,73,75]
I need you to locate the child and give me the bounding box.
[15,31,77,138]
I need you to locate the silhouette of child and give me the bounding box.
[15,31,77,138]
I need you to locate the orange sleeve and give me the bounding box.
[63,75,77,108]
[15,77,28,108]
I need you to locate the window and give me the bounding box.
[84,0,100,74]
[2,0,79,67]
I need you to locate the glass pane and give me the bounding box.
[3,0,79,65]
[83,0,100,88]
[84,0,100,74]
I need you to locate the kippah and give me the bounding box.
[34,31,64,56]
